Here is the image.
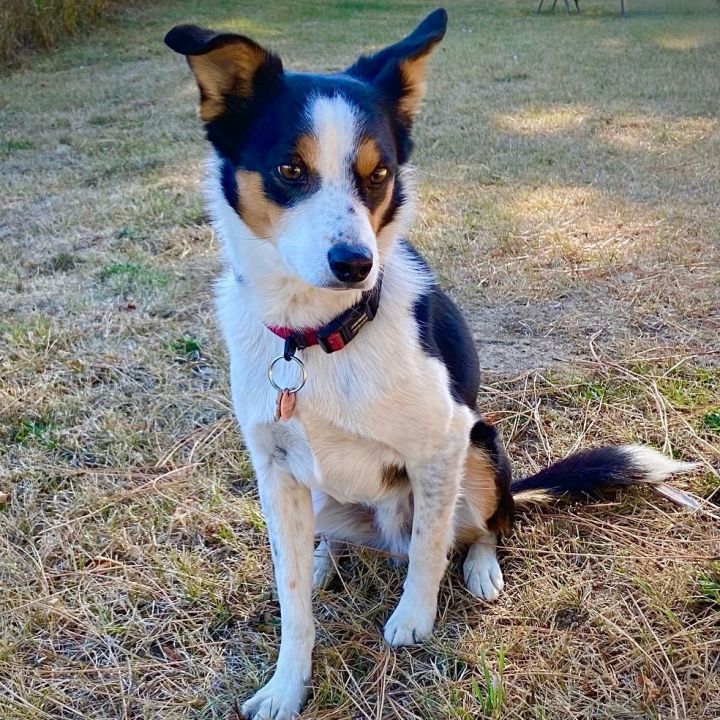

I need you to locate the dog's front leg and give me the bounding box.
[242,456,314,720]
[383,421,467,648]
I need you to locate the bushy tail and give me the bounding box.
[511,445,698,507]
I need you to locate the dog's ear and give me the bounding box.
[346,8,447,127]
[165,24,283,122]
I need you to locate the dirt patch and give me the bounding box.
[469,300,583,374]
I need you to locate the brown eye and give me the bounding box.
[369,165,389,186]
[277,163,305,183]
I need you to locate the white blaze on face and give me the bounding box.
[276,94,379,290]
[310,95,358,185]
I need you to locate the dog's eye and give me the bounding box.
[277,163,306,183]
[368,166,389,186]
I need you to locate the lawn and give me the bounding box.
[1,0,719,718]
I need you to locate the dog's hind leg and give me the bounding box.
[312,537,339,590]
[455,418,515,601]
[463,532,504,601]
[311,490,339,590]
[455,491,504,600]
[374,492,413,565]
[312,491,384,589]
[314,493,381,546]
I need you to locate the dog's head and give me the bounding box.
[165,10,447,291]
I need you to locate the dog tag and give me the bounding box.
[274,389,296,422]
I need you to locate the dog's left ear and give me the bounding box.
[346,8,447,127]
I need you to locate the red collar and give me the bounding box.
[265,275,383,357]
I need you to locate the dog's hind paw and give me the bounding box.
[312,553,335,590]
[241,675,308,720]
[311,539,336,590]
[463,541,504,601]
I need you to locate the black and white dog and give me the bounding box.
[165,10,695,718]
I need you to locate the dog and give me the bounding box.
[165,10,696,718]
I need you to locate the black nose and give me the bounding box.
[327,243,373,283]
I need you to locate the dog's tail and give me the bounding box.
[510,445,699,508]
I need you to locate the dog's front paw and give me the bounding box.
[241,674,309,720]
[383,594,436,648]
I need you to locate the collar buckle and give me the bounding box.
[317,329,347,353]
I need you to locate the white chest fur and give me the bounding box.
[216,243,467,505]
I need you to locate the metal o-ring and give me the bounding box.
[267,354,307,393]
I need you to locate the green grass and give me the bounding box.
[10,418,55,446]
[697,563,720,605]
[1,138,34,152]
[0,1,719,719]
[98,260,170,297]
[702,410,720,432]
[473,648,506,718]
[168,336,202,356]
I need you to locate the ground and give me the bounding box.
[1,0,719,718]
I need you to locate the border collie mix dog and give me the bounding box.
[166,10,695,718]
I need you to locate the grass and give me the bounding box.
[1,0,719,718]
[0,0,136,66]
[703,410,720,432]
[98,260,170,299]
[697,563,720,605]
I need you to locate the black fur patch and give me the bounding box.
[511,446,647,496]
[407,241,480,409]
[219,156,238,210]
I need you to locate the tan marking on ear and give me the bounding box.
[236,170,282,240]
[187,42,267,122]
[356,137,382,177]
[369,177,395,234]
[398,55,431,121]
[295,134,320,172]
[461,446,500,524]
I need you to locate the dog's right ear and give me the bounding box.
[164,25,283,122]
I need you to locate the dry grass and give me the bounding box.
[1,0,719,718]
[0,0,137,66]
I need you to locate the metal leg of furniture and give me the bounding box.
[574,0,580,11]
[621,0,626,16]
[537,0,545,13]
[551,0,558,11]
